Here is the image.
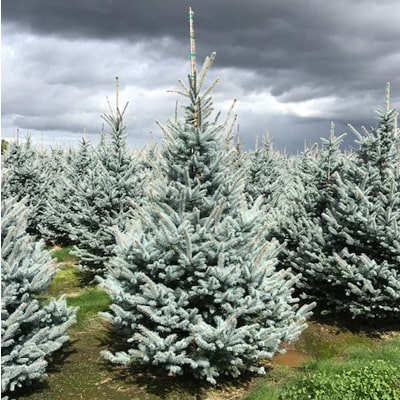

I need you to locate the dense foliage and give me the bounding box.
[70,108,149,278]
[1,197,77,399]
[263,111,400,320]
[1,63,398,391]
[2,90,399,324]
[281,359,400,400]
[98,57,314,384]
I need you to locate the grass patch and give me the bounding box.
[46,264,83,297]
[343,334,400,367]
[67,288,111,329]
[44,263,111,329]
[244,366,297,400]
[293,322,374,359]
[243,333,400,400]
[281,359,400,400]
[50,246,77,263]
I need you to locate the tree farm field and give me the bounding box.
[3,50,399,398]
[14,248,400,400]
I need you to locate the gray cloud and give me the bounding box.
[2,0,400,152]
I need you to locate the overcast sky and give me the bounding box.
[2,0,400,153]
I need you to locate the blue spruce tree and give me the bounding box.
[312,106,400,319]
[1,134,48,239]
[71,136,97,178]
[274,129,352,308]
[38,138,98,246]
[245,134,290,208]
[1,197,77,399]
[70,86,145,278]
[38,146,74,246]
[98,19,314,384]
[266,141,324,281]
[275,98,400,320]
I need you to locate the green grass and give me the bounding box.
[67,288,111,329]
[46,264,82,297]
[293,322,375,360]
[343,334,400,368]
[49,246,77,263]
[244,366,297,400]
[243,333,400,400]
[281,359,400,400]
[45,262,111,329]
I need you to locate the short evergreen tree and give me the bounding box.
[99,52,314,384]
[274,132,352,304]
[38,146,74,246]
[274,109,400,319]
[1,139,21,171]
[312,108,400,318]
[71,137,97,178]
[245,135,290,208]
[38,138,98,246]
[1,135,48,239]
[1,197,77,399]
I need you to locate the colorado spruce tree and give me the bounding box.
[72,136,98,179]
[70,89,145,278]
[275,104,400,320]
[38,146,74,246]
[274,130,352,305]
[1,134,48,238]
[312,107,400,319]
[99,21,313,384]
[39,138,98,246]
[245,134,290,208]
[1,197,77,399]
[266,142,324,278]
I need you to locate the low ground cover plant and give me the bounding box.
[281,359,400,400]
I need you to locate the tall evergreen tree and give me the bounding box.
[266,142,326,278]
[70,95,145,278]
[99,47,313,384]
[1,197,77,399]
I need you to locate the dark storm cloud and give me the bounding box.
[4,0,399,78]
[2,0,400,152]
[2,0,190,41]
